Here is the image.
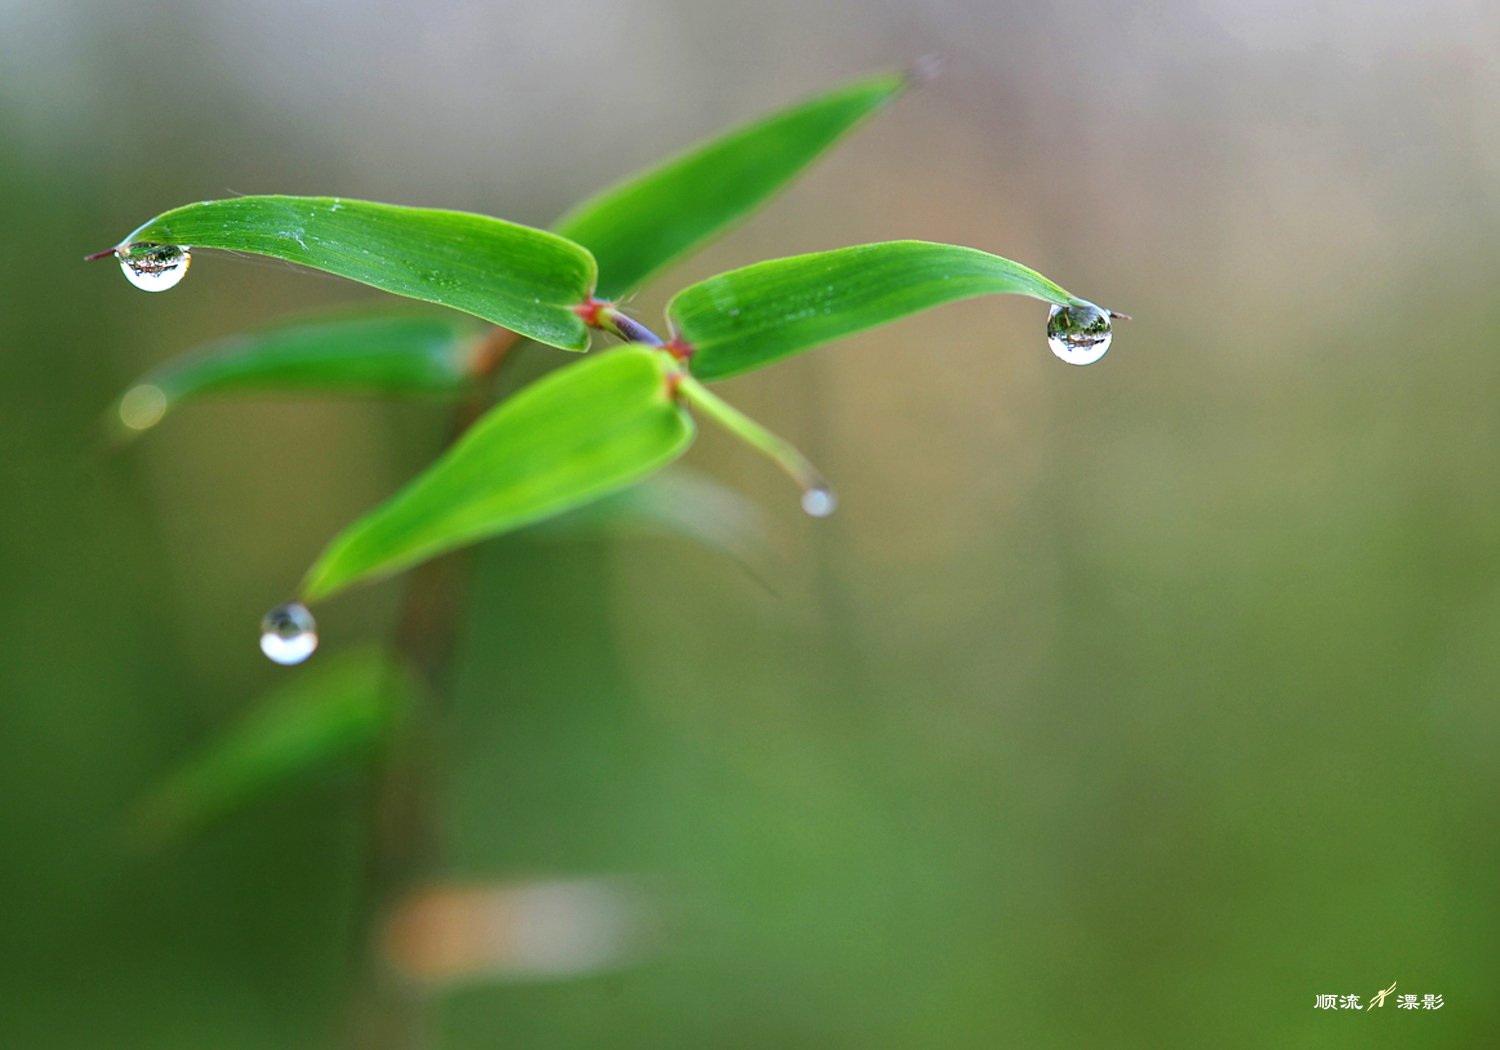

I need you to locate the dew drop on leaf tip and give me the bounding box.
[260,602,317,665]
[119,243,191,292]
[1046,302,1111,366]
[801,484,837,518]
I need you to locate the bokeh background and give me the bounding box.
[3,0,1498,1047]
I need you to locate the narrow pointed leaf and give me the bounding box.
[554,70,910,299]
[302,348,694,601]
[668,240,1081,381]
[110,313,491,434]
[112,196,596,349]
[134,647,413,842]
[523,466,772,569]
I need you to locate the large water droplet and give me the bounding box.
[1047,302,1111,366]
[119,243,190,292]
[260,602,317,665]
[801,484,837,518]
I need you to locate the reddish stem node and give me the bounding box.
[84,247,119,262]
[665,337,695,363]
[572,295,610,328]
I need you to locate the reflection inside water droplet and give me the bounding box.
[801,485,837,518]
[260,602,317,665]
[1047,302,1111,366]
[118,243,191,292]
[119,384,167,430]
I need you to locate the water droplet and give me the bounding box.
[1047,302,1111,366]
[259,602,317,665]
[801,485,837,518]
[908,54,945,86]
[119,243,190,292]
[118,384,167,430]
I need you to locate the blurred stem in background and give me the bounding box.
[348,370,502,1050]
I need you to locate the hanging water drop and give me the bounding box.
[1047,302,1111,366]
[259,602,317,665]
[118,243,191,292]
[801,484,837,518]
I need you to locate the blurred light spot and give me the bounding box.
[383,877,653,985]
[119,384,167,430]
[801,484,837,517]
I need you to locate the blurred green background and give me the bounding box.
[2,0,1496,1047]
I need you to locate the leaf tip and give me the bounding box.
[296,573,334,608]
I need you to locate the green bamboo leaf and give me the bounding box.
[554,70,910,300]
[107,196,597,349]
[133,646,413,842]
[110,313,493,435]
[302,347,694,601]
[523,466,772,569]
[668,240,1082,382]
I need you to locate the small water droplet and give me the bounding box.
[907,54,944,85]
[259,602,317,665]
[1047,302,1111,366]
[118,384,167,430]
[801,485,837,518]
[119,243,190,292]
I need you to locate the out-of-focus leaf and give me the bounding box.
[109,313,492,435]
[668,240,1081,381]
[523,466,772,570]
[134,646,413,842]
[554,70,910,300]
[108,196,597,349]
[301,348,694,602]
